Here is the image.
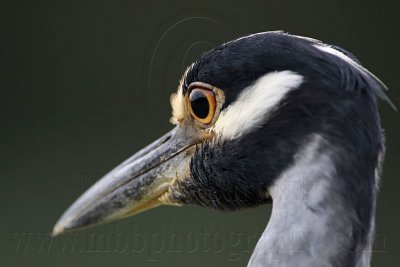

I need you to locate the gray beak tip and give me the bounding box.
[52,223,66,237]
[52,216,78,236]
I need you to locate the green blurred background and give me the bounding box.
[0,1,399,266]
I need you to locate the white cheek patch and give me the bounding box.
[212,71,303,140]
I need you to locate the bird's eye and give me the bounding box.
[188,88,216,125]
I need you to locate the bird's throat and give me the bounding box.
[248,134,379,267]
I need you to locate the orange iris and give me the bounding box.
[187,88,216,125]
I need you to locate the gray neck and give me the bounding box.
[248,135,378,267]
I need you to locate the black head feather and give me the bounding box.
[172,32,388,215]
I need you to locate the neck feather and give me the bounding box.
[248,134,380,267]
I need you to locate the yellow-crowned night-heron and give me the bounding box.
[53,31,394,267]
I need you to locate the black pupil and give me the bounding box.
[190,90,209,119]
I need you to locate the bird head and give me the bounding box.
[53,31,392,235]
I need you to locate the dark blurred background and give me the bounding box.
[0,1,399,266]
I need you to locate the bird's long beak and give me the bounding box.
[53,126,197,236]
